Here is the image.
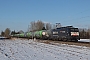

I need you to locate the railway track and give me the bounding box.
[0,37,10,40]
[78,41,90,44]
[10,37,90,47]
[35,39,90,47]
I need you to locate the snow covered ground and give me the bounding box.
[0,39,90,60]
[79,39,90,42]
[0,37,7,38]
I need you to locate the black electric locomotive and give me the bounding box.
[47,26,80,41]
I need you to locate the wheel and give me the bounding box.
[75,39,78,42]
[63,39,67,41]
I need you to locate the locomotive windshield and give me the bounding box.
[70,28,79,32]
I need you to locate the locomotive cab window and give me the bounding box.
[53,31,58,34]
[60,31,65,33]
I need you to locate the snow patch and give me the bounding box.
[0,39,90,60]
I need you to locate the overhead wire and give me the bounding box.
[60,9,90,27]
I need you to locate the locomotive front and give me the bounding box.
[68,28,80,41]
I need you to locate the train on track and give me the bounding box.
[11,26,80,42]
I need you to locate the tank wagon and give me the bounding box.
[11,26,80,41]
[12,30,49,39]
[12,32,32,38]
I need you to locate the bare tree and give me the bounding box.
[35,20,44,31]
[79,28,90,39]
[30,20,44,31]
[46,23,52,30]
[1,31,5,36]
[30,21,36,31]
[88,28,90,39]
[4,28,11,38]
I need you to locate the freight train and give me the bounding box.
[11,26,80,41]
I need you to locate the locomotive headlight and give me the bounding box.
[42,32,45,35]
[71,32,79,36]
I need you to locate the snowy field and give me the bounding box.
[0,39,90,60]
[79,39,90,42]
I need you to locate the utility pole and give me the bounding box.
[28,25,30,32]
[56,23,61,28]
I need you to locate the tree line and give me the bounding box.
[29,20,54,31]
[79,28,90,39]
[1,28,11,38]
[1,28,24,38]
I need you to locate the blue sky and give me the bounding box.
[0,0,90,32]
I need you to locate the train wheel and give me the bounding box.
[63,39,67,41]
[75,39,78,42]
